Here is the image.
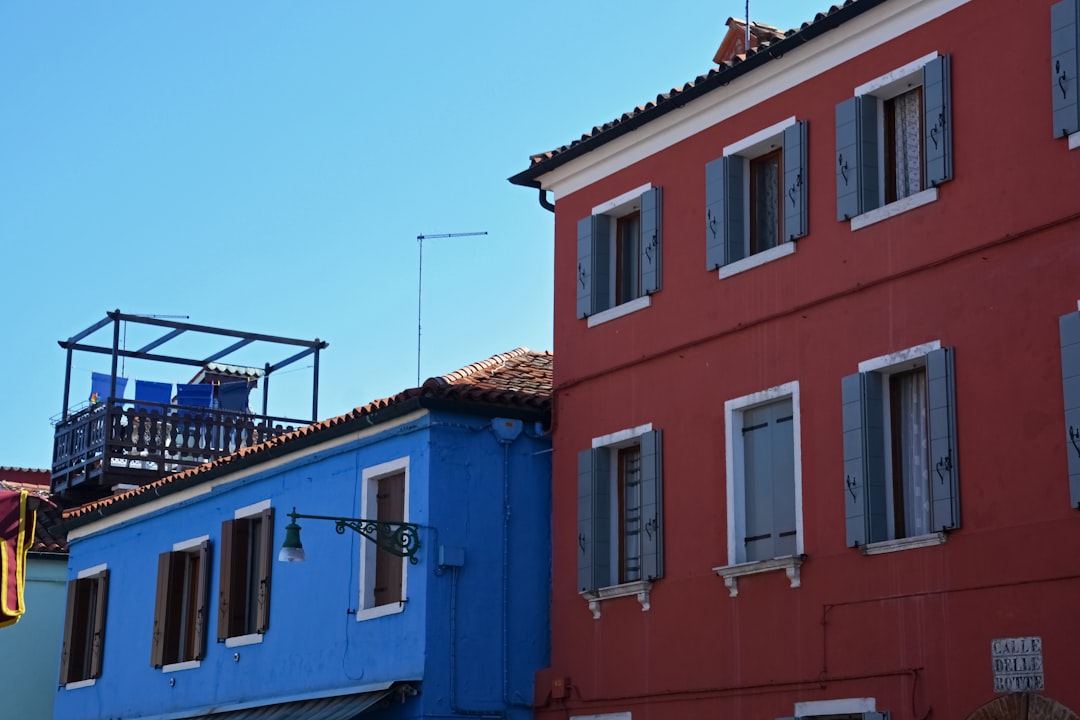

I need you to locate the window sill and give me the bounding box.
[861,532,946,555]
[355,601,405,622]
[713,555,804,597]
[63,679,96,690]
[586,295,651,328]
[718,241,796,279]
[849,187,938,231]
[579,580,652,619]
[1070,132,1080,151]
[224,633,263,648]
[162,660,201,673]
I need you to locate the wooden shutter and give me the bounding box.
[923,55,953,187]
[1052,0,1080,138]
[193,540,210,660]
[374,474,405,607]
[927,347,960,531]
[836,96,879,221]
[705,156,725,270]
[783,121,809,240]
[577,448,611,592]
[640,187,662,295]
[723,155,745,265]
[256,508,274,634]
[1060,312,1080,507]
[576,216,593,319]
[59,579,79,684]
[639,430,664,581]
[218,520,233,641]
[842,372,887,546]
[150,553,172,667]
[89,570,109,679]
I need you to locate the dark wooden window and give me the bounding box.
[151,541,210,667]
[373,472,405,607]
[617,446,643,584]
[749,149,783,254]
[59,569,109,685]
[884,86,925,203]
[615,211,641,305]
[218,508,274,641]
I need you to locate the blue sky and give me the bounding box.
[0,1,814,469]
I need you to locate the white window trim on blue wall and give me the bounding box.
[715,381,804,597]
[161,534,211,672]
[224,500,272,649]
[64,563,110,690]
[357,456,410,622]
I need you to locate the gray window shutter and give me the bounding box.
[578,448,611,591]
[1059,312,1080,507]
[836,96,879,221]
[640,429,664,581]
[640,187,662,294]
[863,713,890,720]
[783,121,809,240]
[927,347,960,531]
[724,155,745,265]
[705,156,725,270]
[842,372,886,546]
[836,98,860,221]
[742,400,795,562]
[1052,0,1080,138]
[576,216,593,319]
[592,215,612,314]
[923,55,953,187]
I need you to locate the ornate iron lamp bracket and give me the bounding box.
[287,507,421,564]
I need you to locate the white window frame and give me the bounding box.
[718,117,799,279]
[223,499,271,648]
[356,456,410,621]
[581,423,654,617]
[849,52,940,231]
[714,382,804,597]
[159,534,210,672]
[62,563,110,689]
[856,341,948,553]
[587,184,654,327]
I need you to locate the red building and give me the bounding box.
[511,1,1080,719]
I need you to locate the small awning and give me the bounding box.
[192,683,413,720]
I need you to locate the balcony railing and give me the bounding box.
[51,398,307,499]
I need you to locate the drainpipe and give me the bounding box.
[537,188,554,213]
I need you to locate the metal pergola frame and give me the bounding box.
[58,310,329,423]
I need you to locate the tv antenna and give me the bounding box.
[416,231,488,385]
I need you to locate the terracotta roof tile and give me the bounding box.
[63,349,552,525]
[509,0,879,187]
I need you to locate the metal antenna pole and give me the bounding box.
[416,231,488,385]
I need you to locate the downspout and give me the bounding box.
[537,188,554,213]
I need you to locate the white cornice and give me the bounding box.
[537,0,971,200]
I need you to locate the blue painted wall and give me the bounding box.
[1,554,67,720]
[53,410,550,720]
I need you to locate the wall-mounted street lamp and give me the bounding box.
[278,507,422,564]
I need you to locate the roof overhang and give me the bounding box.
[508,0,894,194]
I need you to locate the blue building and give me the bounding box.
[54,349,552,720]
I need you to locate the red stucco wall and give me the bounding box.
[540,1,1080,718]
